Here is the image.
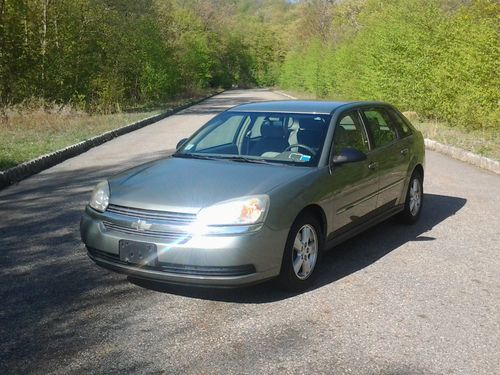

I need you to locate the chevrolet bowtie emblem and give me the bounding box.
[131,219,152,232]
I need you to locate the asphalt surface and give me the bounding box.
[1,89,499,375]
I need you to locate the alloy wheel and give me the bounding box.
[292,224,318,280]
[409,178,422,216]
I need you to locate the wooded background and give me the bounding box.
[0,0,498,129]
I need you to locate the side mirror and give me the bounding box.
[332,148,367,165]
[176,138,188,151]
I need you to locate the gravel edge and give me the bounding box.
[0,90,224,190]
[424,138,499,175]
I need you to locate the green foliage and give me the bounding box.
[0,0,285,112]
[1,0,497,131]
[279,0,499,130]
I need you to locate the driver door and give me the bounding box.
[327,111,379,233]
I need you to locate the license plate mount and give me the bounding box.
[119,240,158,267]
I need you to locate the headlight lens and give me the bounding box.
[89,181,110,212]
[196,195,270,226]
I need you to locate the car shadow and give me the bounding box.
[129,193,467,303]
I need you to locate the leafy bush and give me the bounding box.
[279,0,499,130]
[0,0,283,112]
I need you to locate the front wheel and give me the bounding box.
[278,214,323,292]
[399,171,423,224]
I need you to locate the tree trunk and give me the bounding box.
[24,13,28,46]
[0,0,5,24]
[41,0,49,85]
[53,17,59,49]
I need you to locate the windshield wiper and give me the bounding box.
[172,153,220,161]
[174,153,281,165]
[219,156,278,165]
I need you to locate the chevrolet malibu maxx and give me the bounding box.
[81,101,425,291]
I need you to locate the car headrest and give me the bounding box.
[297,118,324,148]
[261,121,285,138]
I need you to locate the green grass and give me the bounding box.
[413,120,499,161]
[0,93,214,171]
[277,89,499,161]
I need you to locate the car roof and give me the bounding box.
[227,100,389,115]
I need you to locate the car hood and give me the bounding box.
[108,157,314,213]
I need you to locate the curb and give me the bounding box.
[273,90,499,175]
[273,90,297,100]
[0,90,224,190]
[424,139,499,175]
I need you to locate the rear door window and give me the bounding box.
[389,109,413,138]
[362,109,398,148]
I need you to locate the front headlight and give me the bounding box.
[89,181,110,212]
[196,195,270,226]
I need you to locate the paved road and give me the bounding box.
[1,89,499,375]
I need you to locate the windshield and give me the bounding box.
[175,111,331,166]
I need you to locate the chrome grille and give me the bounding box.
[103,221,191,243]
[106,204,196,225]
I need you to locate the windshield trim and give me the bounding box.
[228,109,331,115]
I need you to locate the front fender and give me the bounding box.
[265,168,330,232]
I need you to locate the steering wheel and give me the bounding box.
[284,144,317,156]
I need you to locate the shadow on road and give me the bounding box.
[0,153,175,373]
[130,193,467,303]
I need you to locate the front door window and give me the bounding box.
[333,112,370,155]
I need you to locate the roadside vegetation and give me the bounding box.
[279,0,498,129]
[0,93,217,170]
[1,0,498,170]
[414,120,499,161]
[0,1,285,110]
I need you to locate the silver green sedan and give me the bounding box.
[81,100,425,291]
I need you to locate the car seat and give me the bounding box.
[296,117,324,153]
[249,120,288,156]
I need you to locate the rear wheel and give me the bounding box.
[278,214,323,292]
[399,171,423,224]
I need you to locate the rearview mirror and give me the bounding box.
[176,138,188,151]
[332,148,367,165]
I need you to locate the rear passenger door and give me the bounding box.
[361,107,409,210]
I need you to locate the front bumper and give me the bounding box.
[80,206,286,287]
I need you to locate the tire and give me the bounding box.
[399,171,423,224]
[278,214,323,292]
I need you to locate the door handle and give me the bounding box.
[400,148,409,156]
[368,162,377,170]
